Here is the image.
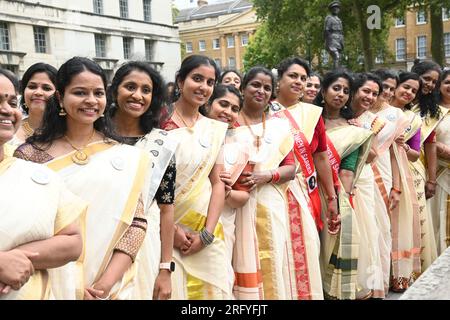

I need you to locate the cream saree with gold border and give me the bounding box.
[320,125,373,300]
[46,142,149,300]
[231,117,294,300]
[428,112,450,254]
[0,157,86,300]
[410,105,448,271]
[167,117,231,300]
[132,129,178,300]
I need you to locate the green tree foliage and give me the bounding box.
[246,0,403,72]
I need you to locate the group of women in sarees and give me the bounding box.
[0,53,449,300]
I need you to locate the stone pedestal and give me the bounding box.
[400,247,450,300]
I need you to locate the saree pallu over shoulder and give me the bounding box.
[320,125,373,300]
[168,117,231,299]
[0,158,87,300]
[47,142,150,300]
[232,117,294,300]
[412,105,449,145]
[132,129,179,300]
[376,106,410,156]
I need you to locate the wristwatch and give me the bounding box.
[160,261,175,272]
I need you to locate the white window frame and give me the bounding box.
[416,35,427,59]
[199,40,206,52]
[185,42,193,53]
[145,39,153,61]
[143,0,152,22]
[416,9,427,25]
[241,34,249,46]
[228,56,236,68]
[213,38,220,50]
[119,0,129,19]
[395,38,406,62]
[443,8,450,21]
[395,16,405,27]
[227,36,235,48]
[123,37,133,60]
[95,34,107,58]
[33,26,48,54]
[444,33,450,57]
[0,22,11,51]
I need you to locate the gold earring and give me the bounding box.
[59,105,67,116]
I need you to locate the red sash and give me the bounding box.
[277,110,323,230]
[326,136,341,192]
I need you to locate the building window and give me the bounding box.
[444,33,450,57]
[214,58,221,68]
[228,57,236,68]
[213,39,220,50]
[119,0,129,19]
[185,42,193,53]
[416,9,427,24]
[95,34,106,57]
[417,35,427,59]
[123,37,132,59]
[34,27,48,53]
[227,36,235,48]
[395,38,406,61]
[145,40,154,61]
[0,22,10,51]
[199,40,206,52]
[143,0,152,22]
[443,8,450,21]
[93,0,103,14]
[395,16,405,26]
[241,34,249,47]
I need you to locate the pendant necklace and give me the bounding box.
[64,130,96,165]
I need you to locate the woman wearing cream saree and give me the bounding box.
[15,57,150,300]
[232,67,295,299]
[108,61,178,300]
[389,72,423,292]
[348,73,388,299]
[0,68,84,300]
[314,70,370,300]
[161,55,230,300]
[202,84,249,295]
[430,69,450,254]
[270,57,338,300]
[410,60,448,270]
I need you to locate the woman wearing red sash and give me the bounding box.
[314,70,374,299]
[269,57,338,299]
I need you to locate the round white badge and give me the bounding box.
[111,157,125,171]
[264,133,273,144]
[387,113,396,122]
[199,135,210,148]
[31,169,50,185]
[224,148,238,165]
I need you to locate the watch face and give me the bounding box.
[170,261,175,272]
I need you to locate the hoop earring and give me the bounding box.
[59,105,67,117]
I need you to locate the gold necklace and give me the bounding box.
[241,112,266,151]
[64,131,96,165]
[174,107,199,128]
[22,120,34,138]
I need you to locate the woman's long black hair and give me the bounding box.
[27,57,123,149]
[411,59,442,119]
[313,69,354,119]
[108,61,165,134]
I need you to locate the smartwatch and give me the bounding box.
[160,261,175,272]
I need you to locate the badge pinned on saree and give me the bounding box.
[31,168,50,185]
[111,156,125,171]
[387,113,396,122]
[224,147,238,165]
[264,133,273,144]
[198,135,210,148]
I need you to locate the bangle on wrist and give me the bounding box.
[426,180,437,185]
[95,293,111,300]
[327,195,338,202]
[199,227,215,247]
[346,191,355,196]
[271,170,281,184]
[391,187,402,194]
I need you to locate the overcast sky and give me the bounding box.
[173,0,223,10]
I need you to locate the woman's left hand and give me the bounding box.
[219,171,233,192]
[388,189,400,211]
[84,287,107,300]
[239,171,271,190]
[153,271,172,300]
[327,199,341,235]
[182,233,204,256]
[425,182,436,200]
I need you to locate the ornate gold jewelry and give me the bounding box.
[241,112,266,151]
[22,120,34,138]
[59,106,67,117]
[64,131,96,165]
